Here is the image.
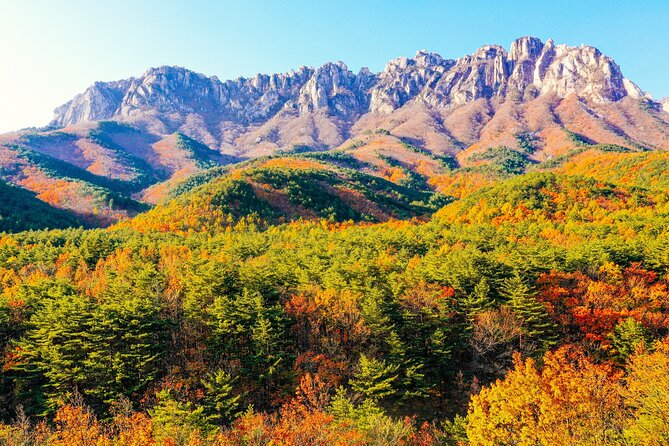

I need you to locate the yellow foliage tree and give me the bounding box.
[467,348,626,446]
[623,342,669,444]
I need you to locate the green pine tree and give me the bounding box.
[85,295,168,407]
[201,370,242,425]
[14,292,96,416]
[610,317,649,362]
[350,354,399,402]
[461,277,496,322]
[149,389,215,443]
[386,331,430,400]
[207,289,291,403]
[501,272,557,351]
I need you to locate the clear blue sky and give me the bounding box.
[1,0,668,133]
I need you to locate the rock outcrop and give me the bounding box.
[52,79,134,126]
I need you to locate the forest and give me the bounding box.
[0,150,668,445]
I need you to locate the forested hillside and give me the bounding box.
[0,153,668,444]
[119,155,447,233]
[0,180,83,232]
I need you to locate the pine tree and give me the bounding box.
[201,370,242,425]
[149,389,215,443]
[14,281,169,417]
[15,292,96,415]
[207,289,291,403]
[85,295,168,407]
[386,331,430,400]
[250,313,288,389]
[610,317,649,362]
[461,277,496,322]
[501,272,557,350]
[350,354,399,402]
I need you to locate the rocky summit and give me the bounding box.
[50,36,665,157]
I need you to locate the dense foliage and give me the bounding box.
[122,158,448,233]
[0,153,669,444]
[0,181,83,232]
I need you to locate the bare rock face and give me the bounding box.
[527,38,640,103]
[425,45,510,107]
[370,50,454,113]
[662,97,669,113]
[508,36,545,93]
[51,37,648,152]
[118,65,316,124]
[295,62,370,118]
[52,79,134,126]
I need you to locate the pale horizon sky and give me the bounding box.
[1,0,668,133]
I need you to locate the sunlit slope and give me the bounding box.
[120,157,449,233]
[436,172,668,226]
[0,180,83,232]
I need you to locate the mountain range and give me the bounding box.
[1,36,668,229]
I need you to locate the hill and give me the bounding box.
[436,172,666,228]
[120,156,448,233]
[1,164,669,443]
[0,180,83,232]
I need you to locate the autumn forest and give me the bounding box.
[0,142,668,445]
[2,19,669,444]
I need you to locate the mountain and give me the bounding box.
[663,97,669,113]
[1,36,669,229]
[4,36,669,444]
[46,37,669,198]
[51,36,667,159]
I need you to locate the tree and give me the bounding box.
[385,330,431,401]
[85,295,168,407]
[501,272,557,351]
[14,293,96,416]
[50,402,105,446]
[622,342,669,444]
[350,354,399,402]
[467,348,626,446]
[461,277,496,324]
[201,370,242,426]
[14,291,168,416]
[207,289,292,404]
[149,389,213,444]
[610,317,649,362]
[468,307,524,381]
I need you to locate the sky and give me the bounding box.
[1,0,668,133]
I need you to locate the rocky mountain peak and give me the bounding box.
[509,36,544,61]
[370,50,454,113]
[51,78,134,127]
[296,61,365,116]
[414,50,447,67]
[51,37,649,150]
[470,44,507,61]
